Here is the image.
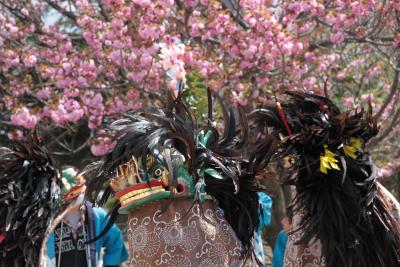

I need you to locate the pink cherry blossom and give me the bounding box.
[342,96,354,107]
[23,55,37,68]
[303,77,317,90]
[90,137,116,156]
[36,87,52,99]
[360,93,373,101]
[159,37,187,88]
[330,32,345,44]
[7,129,23,140]
[11,107,38,129]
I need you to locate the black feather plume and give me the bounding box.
[0,133,61,267]
[251,91,400,267]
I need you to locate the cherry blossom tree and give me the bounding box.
[0,0,399,178]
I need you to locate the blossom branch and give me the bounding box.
[374,69,399,120]
[43,0,77,23]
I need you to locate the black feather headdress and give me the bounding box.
[85,90,264,251]
[249,91,400,267]
[0,133,61,267]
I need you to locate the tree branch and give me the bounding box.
[374,70,399,120]
[368,106,400,147]
[308,40,335,51]
[98,0,111,21]
[308,36,394,51]
[43,0,77,23]
[220,0,249,30]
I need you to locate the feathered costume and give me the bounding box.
[0,134,61,267]
[84,90,269,265]
[249,91,400,267]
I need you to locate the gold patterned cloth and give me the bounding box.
[284,183,400,267]
[126,199,251,267]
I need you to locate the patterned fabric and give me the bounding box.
[283,183,400,267]
[378,183,400,224]
[126,199,252,267]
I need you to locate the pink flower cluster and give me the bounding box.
[48,98,85,125]
[82,92,104,129]
[7,129,23,140]
[90,137,116,156]
[11,108,38,129]
[378,161,400,178]
[159,37,187,89]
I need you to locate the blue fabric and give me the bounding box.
[257,192,272,231]
[272,230,288,267]
[253,192,272,266]
[46,205,128,266]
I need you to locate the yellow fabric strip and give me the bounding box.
[119,186,163,202]
[121,188,166,206]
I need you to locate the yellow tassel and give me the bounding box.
[320,145,340,174]
[343,137,361,159]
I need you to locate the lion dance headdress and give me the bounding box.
[249,91,400,267]
[84,90,270,257]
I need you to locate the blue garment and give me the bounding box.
[46,202,128,267]
[253,192,272,266]
[258,192,272,230]
[272,230,288,267]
